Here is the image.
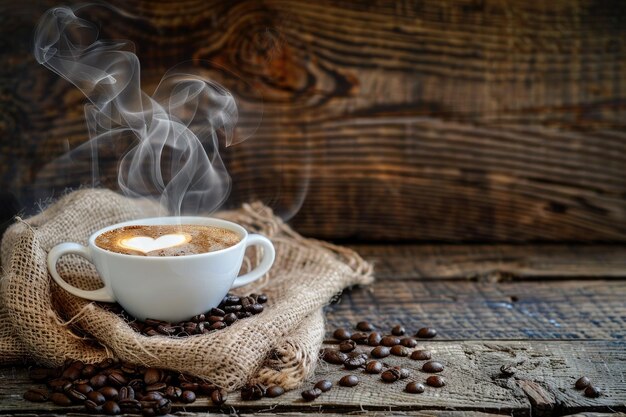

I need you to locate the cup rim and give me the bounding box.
[89,216,248,259]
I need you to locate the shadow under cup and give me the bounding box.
[47,217,276,322]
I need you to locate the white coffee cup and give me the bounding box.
[47,216,275,322]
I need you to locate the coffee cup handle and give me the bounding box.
[231,234,276,288]
[47,243,115,302]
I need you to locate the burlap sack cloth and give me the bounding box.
[0,189,373,390]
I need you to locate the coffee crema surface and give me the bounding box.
[95,225,241,256]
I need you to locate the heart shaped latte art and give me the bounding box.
[119,234,190,253]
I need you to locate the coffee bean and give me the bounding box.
[142,406,157,417]
[146,382,167,392]
[314,380,333,392]
[350,331,369,344]
[211,389,227,405]
[396,367,411,379]
[241,383,266,401]
[98,386,119,401]
[118,385,134,400]
[49,377,71,392]
[108,371,128,387]
[256,294,269,304]
[356,321,374,331]
[102,400,121,415]
[98,358,115,369]
[128,378,145,391]
[391,325,406,336]
[365,360,383,374]
[344,352,367,369]
[50,392,73,406]
[423,361,444,373]
[405,381,425,394]
[371,346,391,358]
[426,375,446,387]
[249,303,264,314]
[584,385,601,398]
[87,390,106,405]
[210,321,227,330]
[208,315,224,324]
[142,391,164,401]
[301,388,322,401]
[390,345,409,357]
[575,376,591,390]
[321,348,348,365]
[23,389,49,402]
[62,366,81,381]
[90,374,108,389]
[224,313,237,325]
[339,339,357,353]
[198,383,218,395]
[28,368,51,382]
[381,369,401,383]
[266,385,285,397]
[223,294,240,305]
[65,387,87,403]
[211,307,226,316]
[368,332,382,346]
[118,398,141,413]
[400,337,417,348]
[224,304,242,313]
[74,383,93,395]
[84,399,102,412]
[333,328,352,340]
[143,368,161,385]
[410,350,432,361]
[339,375,359,387]
[164,385,182,399]
[180,381,199,391]
[181,390,196,403]
[81,364,97,378]
[416,327,437,338]
[381,336,401,347]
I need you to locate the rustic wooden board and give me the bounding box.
[351,244,626,280]
[324,280,626,340]
[1,0,626,241]
[1,341,624,415]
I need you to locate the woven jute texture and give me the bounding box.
[0,189,373,390]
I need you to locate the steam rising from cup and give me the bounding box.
[33,6,243,215]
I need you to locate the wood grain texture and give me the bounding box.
[1,341,624,415]
[352,244,626,280]
[324,280,626,340]
[1,1,626,241]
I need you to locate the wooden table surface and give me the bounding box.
[1,244,625,416]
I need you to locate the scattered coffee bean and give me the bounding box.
[391,325,405,336]
[339,339,357,353]
[426,375,446,387]
[350,332,368,344]
[423,361,444,373]
[344,352,367,369]
[87,390,106,405]
[585,386,602,398]
[416,327,437,339]
[381,368,401,383]
[405,381,425,394]
[241,383,266,401]
[390,345,409,357]
[98,386,119,401]
[575,376,591,390]
[400,337,417,348]
[381,336,401,347]
[50,392,73,406]
[371,346,391,358]
[301,388,322,401]
[396,367,411,379]
[321,348,348,365]
[410,350,432,361]
[23,389,49,402]
[180,390,196,403]
[339,375,359,387]
[256,294,269,304]
[211,389,226,405]
[356,321,375,331]
[333,328,352,340]
[365,360,383,374]
[66,387,88,403]
[266,385,285,397]
[102,400,121,415]
[368,332,382,346]
[314,380,333,392]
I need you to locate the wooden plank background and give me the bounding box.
[1,0,626,241]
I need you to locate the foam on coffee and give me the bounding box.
[95,225,241,256]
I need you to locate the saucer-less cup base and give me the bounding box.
[47,217,275,323]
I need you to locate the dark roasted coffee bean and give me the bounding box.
[210,307,225,316]
[400,337,418,348]
[146,382,167,392]
[210,321,227,330]
[23,389,49,402]
[87,390,106,405]
[333,328,352,340]
[410,350,432,361]
[74,378,90,385]
[391,345,409,357]
[249,303,264,314]
[321,348,347,365]
[223,313,238,325]
[396,367,411,379]
[180,381,199,392]
[257,294,268,304]
[356,321,374,331]
[50,392,73,406]
[154,398,172,415]
[156,325,177,335]
[192,313,206,322]
[314,380,333,392]
[65,387,87,403]
[585,385,601,398]
[339,375,359,387]
[575,376,591,390]
[128,378,145,391]
[198,383,218,395]
[368,332,382,346]
[118,386,135,400]
[98,358,115,369]
[145,329,159,337]
[181,390,196,403]
[344,352,367,369]
[120,362,138,374]
[141,406,156,417]
[266,385,285,397]
[84,399,102,412]
[211,389,227,405]
[350,331,368,344]
[98,386,119,401]
[107,371,128,387]
[144,368,163,385]
[118,398,141,413]
[81,364,97,378]
[416,327,437,339]
[391,325,406,336]
[62,366,81,381]
[405,381,425,394]
[301,388,322,401]
[238,311,253,319]
[426,375,446,387]
[224,304,242,313]
[423,361,444,373]
[371,346,391,358]
[29,368,51,382]
[365,360,383,374]
[381,368,401,383]
[142,391,164,401]
[241,383,266,401]
[208,315,224,323]
[49,378,72,392]
[339,339,357,353]
[165,385,182,399]
[102,400,121,415]
[381,336,401,347]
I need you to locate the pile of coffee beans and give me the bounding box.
[23,358,228,415]
[575,376,602,398]
[102,293,268,337]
